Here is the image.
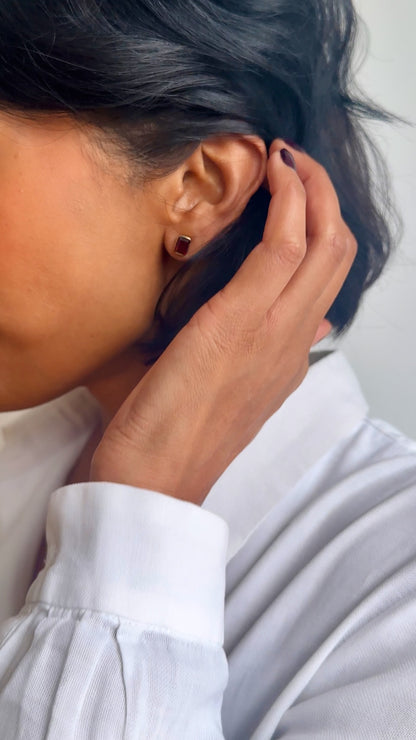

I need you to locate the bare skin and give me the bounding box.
[90,143,356,505]
[0,116,345,578]
[0,110,269,421]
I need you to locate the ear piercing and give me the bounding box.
[174,235,192,256]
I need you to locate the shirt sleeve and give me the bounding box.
[0,482,230,739]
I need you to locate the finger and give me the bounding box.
[311,230,357,322]
[267,141,357,320]
[269,139,342,240]
[278,225,356,323]
[273,229,356,354]
[215,149,307,321]
[312,318,333,346]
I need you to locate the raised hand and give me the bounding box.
[90,140,357,506]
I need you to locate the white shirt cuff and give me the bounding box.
[25,481,229,646]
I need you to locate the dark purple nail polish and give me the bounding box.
[280,148,296,170]
[283,139,305,153]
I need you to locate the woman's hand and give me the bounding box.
[90,140,357,506]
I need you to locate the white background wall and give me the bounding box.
[322,0,416,438]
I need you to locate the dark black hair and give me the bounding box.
[0,0,409,364]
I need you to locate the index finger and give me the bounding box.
[208,146,307,322]
[269,139,342,238]
[268,141,357,330]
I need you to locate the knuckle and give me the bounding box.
[346,232,358,259]
[192,297,232,344]
[294,358,310,388]
[278,238,306,266]
[237,328,267,356]
[325,231,348,261]
[213,325,263,357]
[193,295,264,358]
[285,358,309,396]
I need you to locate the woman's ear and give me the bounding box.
[155,135,267,260]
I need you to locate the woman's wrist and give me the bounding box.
[89,444,207,507]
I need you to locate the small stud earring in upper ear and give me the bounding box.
[174,235,192,256]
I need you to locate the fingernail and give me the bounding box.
[280,148,296,170]
[283,139,305,153]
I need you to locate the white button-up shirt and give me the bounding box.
[0,350,415,738]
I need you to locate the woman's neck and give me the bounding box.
[83,345,149,430]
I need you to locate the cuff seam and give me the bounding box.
[21,600,223,648]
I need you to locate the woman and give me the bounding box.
[0,0,415,737]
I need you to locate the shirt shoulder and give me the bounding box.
[222,413,416,738]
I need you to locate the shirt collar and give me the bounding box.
[202,350,369,562]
